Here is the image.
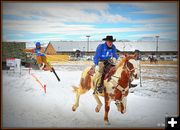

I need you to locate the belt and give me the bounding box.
[99,60,108,62]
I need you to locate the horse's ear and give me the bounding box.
[134,54,138,59]
[126,54,136,60]
[124,53,128,57]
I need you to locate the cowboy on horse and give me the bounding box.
[72,35,139,125]
[92,35,119,93]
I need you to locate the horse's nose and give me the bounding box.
[117,106,122,112]
[121,110,126,114]
[118,108,121,112]
[134,74,138,78]
[118,107,125,113]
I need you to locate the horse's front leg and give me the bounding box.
[93,93,102,112]
[104,92,111,125]
[72,91,80,111]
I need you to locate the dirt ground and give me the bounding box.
[50,60,178,66]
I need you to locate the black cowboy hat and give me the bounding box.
[102,35,116,42]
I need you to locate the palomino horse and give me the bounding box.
[72,54,139,125]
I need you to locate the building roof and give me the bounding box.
[49,40,178,52]
[44,43,56,55]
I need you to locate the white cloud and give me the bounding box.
[3,2,128,23]
[3,18,155,35]
[134,17,177,24]
[129,34,158,38]
[3,17,177,41]
[129,31,177,40]
[2,2,178,41]
[128,2,178,25]
[129,2,177,15]
[3,36,67,43]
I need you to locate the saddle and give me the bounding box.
[97,60,116,93]
[87,60,116,79]
[103,60,116,80]
[88,60,117,93]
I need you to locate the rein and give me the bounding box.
[110,61,133,105]
[125,61,135,72]
[111,61,135,79]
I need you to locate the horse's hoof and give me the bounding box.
[121,110,126,114]
[95,107,100,112]
[72,105,77,111]
[95,105,102,113]
[104,120,111,125]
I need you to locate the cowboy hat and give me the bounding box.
[102,35,116,42]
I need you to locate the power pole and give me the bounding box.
[135,50,142,87]
[86,35,90,56]
[123,41,126,52]
[155,35,160,59]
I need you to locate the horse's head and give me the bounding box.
[128,59,140,81]
[125,54,140,81]
[114,54,139,113]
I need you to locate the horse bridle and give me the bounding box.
[112,61,137,106]
[114,84,129,106]
[125,61,137,73]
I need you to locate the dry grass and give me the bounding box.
[48,56,178,66]
[140,60,177,65]
[46,55,70,62]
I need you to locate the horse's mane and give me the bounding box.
[115,57,127,69]
[104,57,128,80]
[116,54,137,69]
[104,55,136,80]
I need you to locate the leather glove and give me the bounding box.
[112,57,117,63]
[88,64,96,75]
[95,65,99,71]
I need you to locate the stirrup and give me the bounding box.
[39,63,45,70]
[96,86,104,93]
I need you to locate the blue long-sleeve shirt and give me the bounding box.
[35,48,45,56]
[93,42,119,65]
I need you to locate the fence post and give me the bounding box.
[44,85,46,94]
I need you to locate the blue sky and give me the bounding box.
[2,2,178,42]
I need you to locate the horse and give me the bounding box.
[148,56,158,64]
[72,54,139,125]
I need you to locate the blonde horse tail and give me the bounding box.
[72,86,79,93]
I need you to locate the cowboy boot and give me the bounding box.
[96,69,106,93]
[93,73,102,94]
[96,77,104,93]
[93,62,105,94]
[39,63,45,70]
